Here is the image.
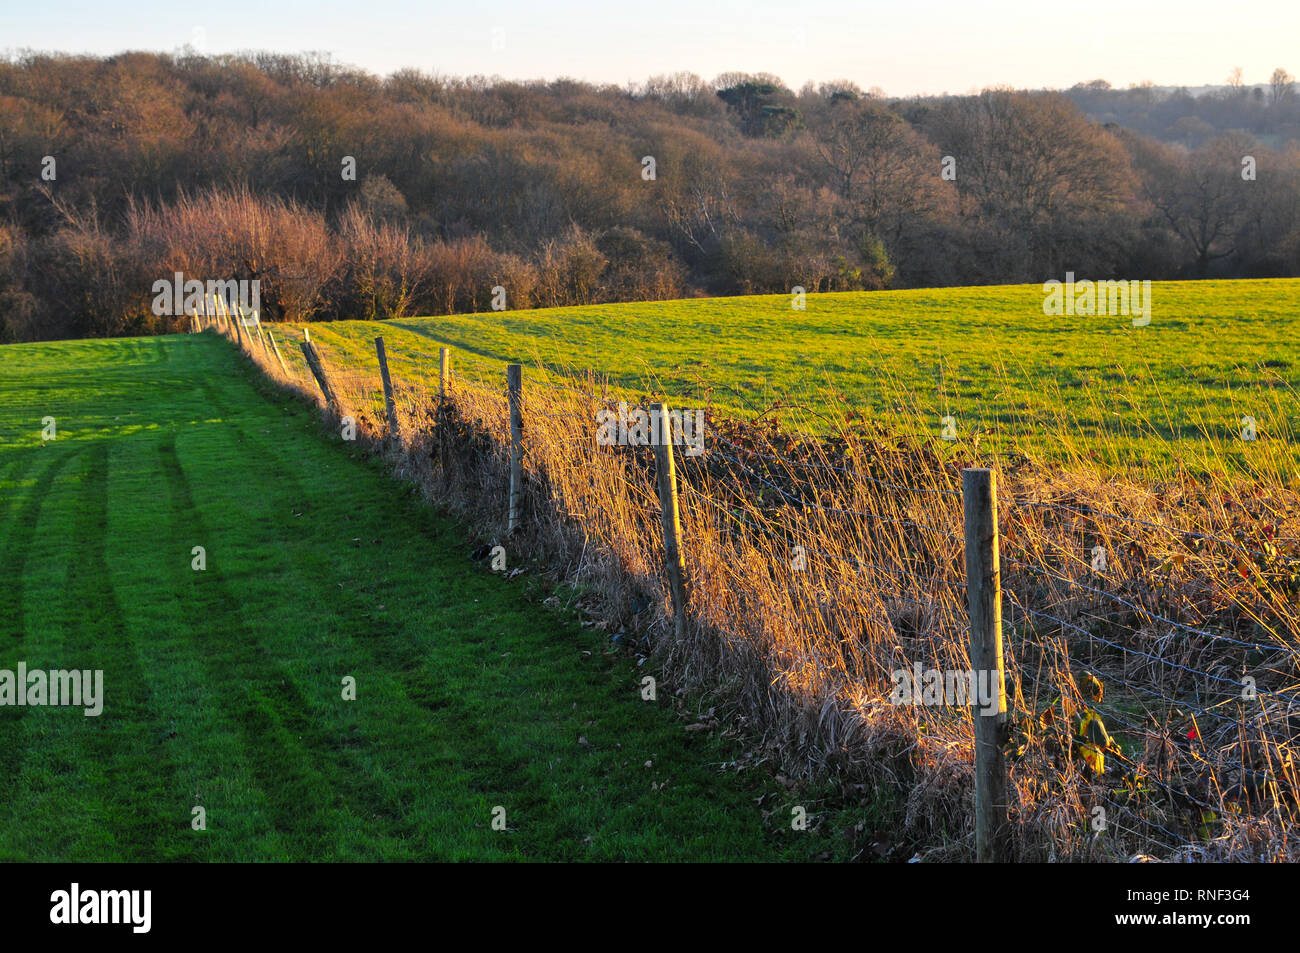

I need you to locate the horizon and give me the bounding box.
[3,0,1298,99]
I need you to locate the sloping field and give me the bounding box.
[0,335,855,861]
[280,279,1300,479]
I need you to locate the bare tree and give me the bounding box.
[1270,67,1294,106]
[810,98,951,247]
[923,90,1136,277]
[1133,134,1253,277]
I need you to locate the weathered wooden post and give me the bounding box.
[650,403,690,641]
[232,306,245,349]
[254,317,270,358]
[300,329,342,414]
[439,347,451,399]
[963,467,1009,863]
[374,336,401,440]
[266,329,290,377]
[507,364,523,533]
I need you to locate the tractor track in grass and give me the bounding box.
[0,445,84,642]
[154,428,404,855]
[219,417,551,844]
[0,447,85,835]
[185,372,536,852]
[59,441,186,859]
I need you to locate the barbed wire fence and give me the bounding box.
[200,312,1300,861]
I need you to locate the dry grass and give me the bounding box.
[212,316,1300,862]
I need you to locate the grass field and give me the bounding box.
[280,279,1300,479]
[0,334,862,861]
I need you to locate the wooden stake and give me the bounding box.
[254,318,270,357]
[963,467,1009,862]
[266,329,290,376]
[650,403,689,640]
[375,336,401,440]
[300,336,342,413]
[439,347,450,399]
[507,364,523,533]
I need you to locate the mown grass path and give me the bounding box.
[0,335,845,861]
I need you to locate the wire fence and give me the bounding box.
[204,316,1300,861]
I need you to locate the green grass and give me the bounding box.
[0,334,864,861]
[282,279,1300,478]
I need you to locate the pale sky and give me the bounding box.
[2,0,1297,97]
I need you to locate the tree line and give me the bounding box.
[1,51,1298,341]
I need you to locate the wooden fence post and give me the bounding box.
[254,318,270,358]
[650,403,690,640]
[266,329,290,377]
[439,347,450,399]
[507,364,523,533]
[963,467,1009,863]
[300,332,342,414]
[374,336,401,440]
[232,307,245,350]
